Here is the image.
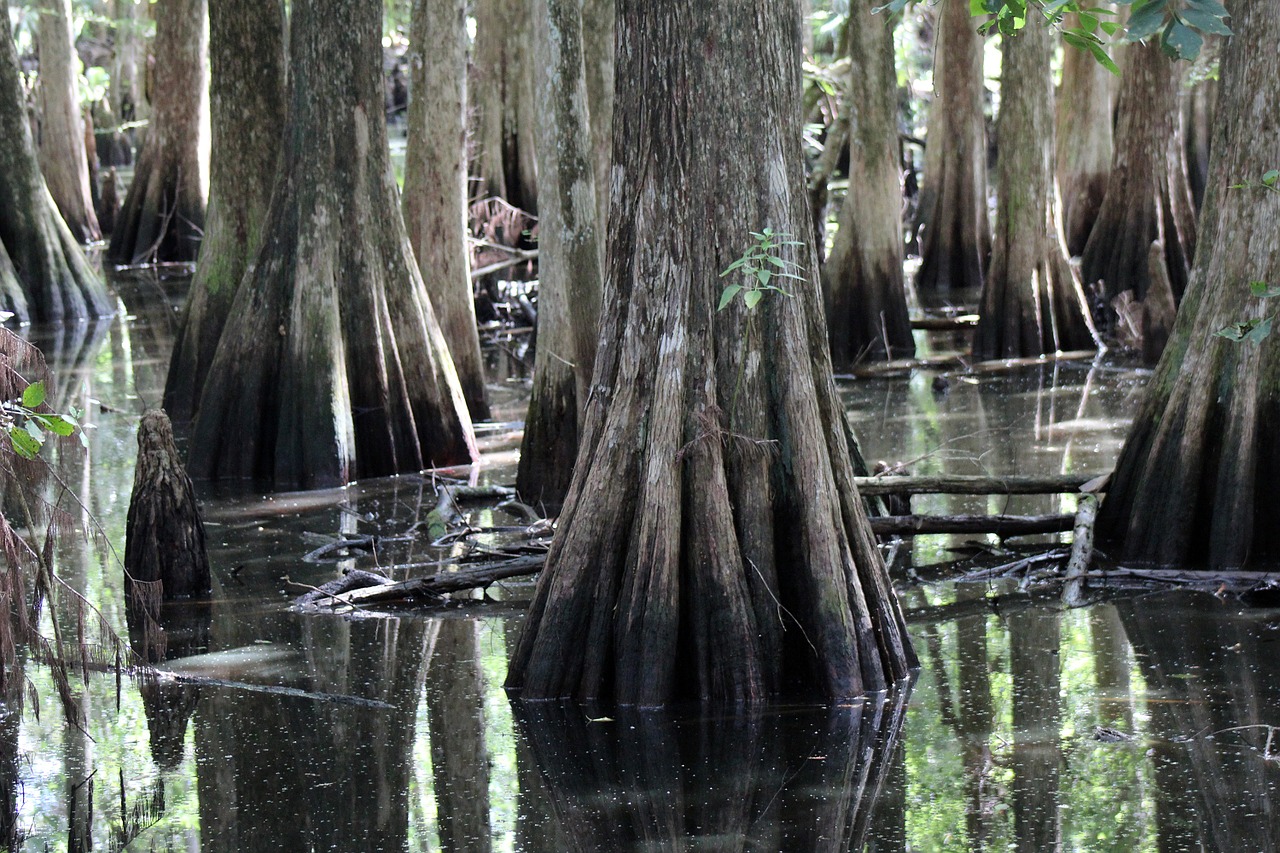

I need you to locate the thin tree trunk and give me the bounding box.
[403,0,489,420]
[471,0,538,212]
[0,19,111,322]
[1095,2,1280,568]
[186,0,476,489]
[506,0,915,706]
[164,0,286,424]
[107,0,209,265]
[822,2,913,366]
[973,15,1098,359]
[36,0,101,243]
[1055,12,1113,257]
[914,0,990,293]
[111,0,147,124]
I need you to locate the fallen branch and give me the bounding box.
[855,473,1106,496]
[870,513,1075,537]
[337,555,547,606]
[910,315,979,331]
[1062,495,1099,606]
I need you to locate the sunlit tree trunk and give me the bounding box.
[915,0,990,293]
[822,2,913,366]
[111,0,147,124]
[0,19,111,322]
[973,15,1097,359]
[1095,2,1280,568]
[402,0,489,420]
[164,0,286,424]
[107,0,209,264]
[186,0,476,488]
[1055,13,1113,257]
[36,0,101,243]
[506,0,915,706]
[471,0,538,212]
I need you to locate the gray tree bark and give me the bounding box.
[111,0,147,124]
[402,0,489,420]
[1055,12,1113,256]
[471,0,539,212]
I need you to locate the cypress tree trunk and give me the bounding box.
[1081,39,1197,310]
[471,0,539,212]
[108,0,209,265]
[506,0,915,706]
[517,0,605,511]
[822,2,913,366]
[972,15,1098,359]
[0,19,111,323]
[582,0,614,230]
[1183,59,1217,211]
[164,0,286,424]
[186,0,476,489]
[36,0,101,243]
[1095,2,1280,568]
[915,0,990,293]
[402,0,489,420]
[1055,12,1113,256]
[111,0,147,124]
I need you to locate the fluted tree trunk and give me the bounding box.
[36,0,101,243]
[1095,2,1280,568]
[471,0,538,212]
[822,2,913,366]
[108,0,209,265]
[973,14,1098,359]
[402,0,489,420]
[914,0,990,293]
[1081,39,1197,311]
[186,0,476,489]
[0,18,111,323]
[506,0,915,706]
[164,0,286,424]
[1055,12,1114,256]
[517,0,605,511]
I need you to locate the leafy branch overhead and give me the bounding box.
[2,381,86,459]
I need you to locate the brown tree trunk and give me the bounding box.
[36,0,101,243]
[186,0,477,489]
[402,0,489,420]
[1080,39,1197,311]
[111,0,147,124]
[505,0,915,706]
[517,0,606,511]
[1055,12,1113,257]
[972,15,1098,359]
[164,0,286,424]
[0,19,111,322]
[822,2,913,366]
[1183,66,1216,211]
[1095,2,1280,568]
[914,0,990,293]
[471,0,538,212]
[108,0,209,265]
[582,0,614,231]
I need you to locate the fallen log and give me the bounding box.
[335,555,547,606]
[870,514,1075,537]
[1062,495,1099,607]
[854,473,1106,496]
[910,315,979,331]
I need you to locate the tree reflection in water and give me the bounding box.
[512,688,909,851]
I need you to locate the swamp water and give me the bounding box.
[5,273,1280,851]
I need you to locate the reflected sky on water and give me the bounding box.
[4,275,1278,851]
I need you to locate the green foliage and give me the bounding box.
[1215,279,1280,345]
[718,229,804,313]
[2,380,85,459]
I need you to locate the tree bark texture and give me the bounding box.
[111,0,147,123]
[973,15,1097,360]
[822,2,913,366]
[506,0,915,706]
[36,0,101,243]
[471,0,539,212]
[1095,2,1280,568]
[1183,68,1216,210]
[914,0,990,293]
[107,0,209,265]
[1055,12,1113,256]
[1080,39,1197,312]
[163,0,286,424]
[582,0,614,231]
[186,0,477,489]
[403,0,489,420]
[0,19,111,322]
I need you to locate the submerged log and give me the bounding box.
[854,473,1106,496]
[124,410,211,603]
[870,514,1075,536]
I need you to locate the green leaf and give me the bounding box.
[1178,7,1231,35]
[24,420,44,445]
[1245,317,1273,345]
[1263,170,1280,187]
[33,414,75,437]
[1125,0,1168,41]
[1162,20,1203,60]
[1100,20,1121,35]
[21,381,45,409]
[1088,41,1121,74]
[720,257,748,276]
[9,426,40,459]
[1251,281,1280,299]
[1185,0,1228,18]
[743,289,763,310]
[718,284,742,311]
[756,268,772,287]
[1215,322,1253,342]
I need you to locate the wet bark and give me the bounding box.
[471,0,539,212]
[973,16,1098,360]
[1055,12,1113,256]
[36,0,101,243]
[1080,39,1197,312]
[506,0,915,706]
[1095,2,1280,568]
[403,0,489,420]
[186,0,477,489]
[914,0,990,293]
[823,2,913,366]
[0,19,111,323]
[164,0,286,424]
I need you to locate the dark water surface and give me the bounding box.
[6,274,1279,851]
